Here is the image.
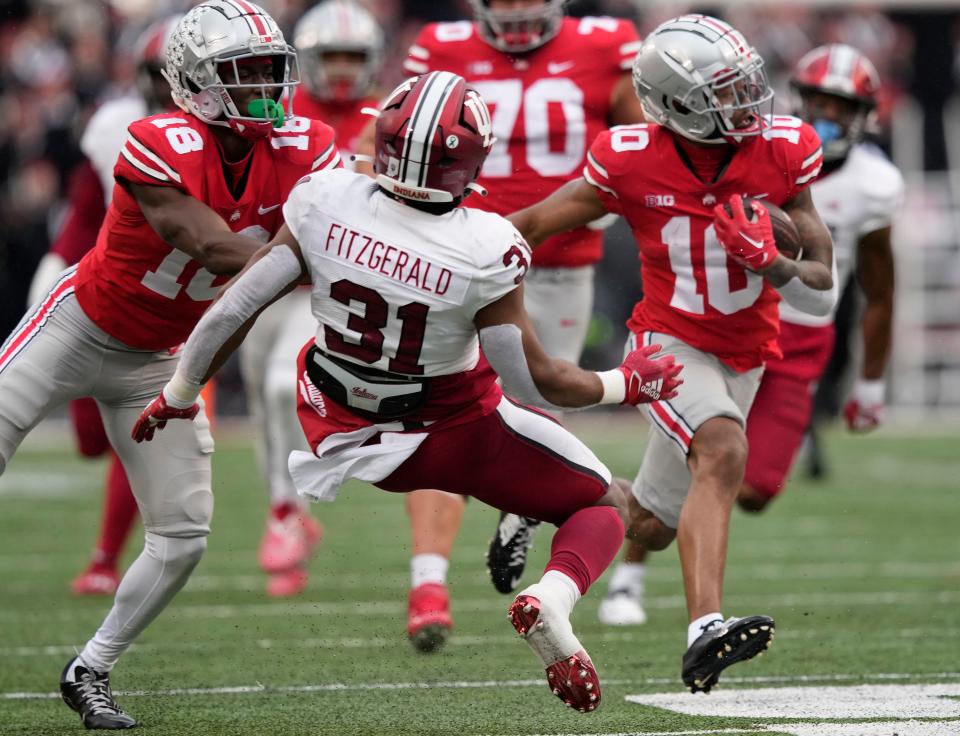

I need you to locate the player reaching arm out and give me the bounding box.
[132,226,682,441]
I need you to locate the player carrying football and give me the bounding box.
[399,0,645,651]
[503,15,836,692]
[133,71,682,715]
[0,1,340,728]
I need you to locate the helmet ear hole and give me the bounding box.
[672,99,691,115]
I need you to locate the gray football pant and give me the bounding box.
[0,276,214,671]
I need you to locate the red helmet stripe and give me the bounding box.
[230,0,269,35]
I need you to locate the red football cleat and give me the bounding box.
[258,507,322,574]
[509,588,601,713]
[266,567,309,598]
[70,565,120,596]
[407,582,452,653]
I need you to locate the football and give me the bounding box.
[725,196,803,260]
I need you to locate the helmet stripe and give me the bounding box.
[229,0,268,35]
[400,71,460,188]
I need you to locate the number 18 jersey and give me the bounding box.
[584,119,823,371]
[74,112,339,351]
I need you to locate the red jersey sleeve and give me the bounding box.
[765,116,824,201]
[404,24,440,76]
[583,124,650,215]
[50,159,106,265]
[115,115,198,192]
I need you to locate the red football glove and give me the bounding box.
[843,380,884,433]
[132,393,200,443]
[618,344,683,406]
[713,195,778,272]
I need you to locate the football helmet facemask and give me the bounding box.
[294,0,383,103]
[790,44,880,162]
[632,14,773,145]
[469,0,565,54]
[163,0,299,139]
[373,71,494,207]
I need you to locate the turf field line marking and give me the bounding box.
[7,559,960,594]
[6,628,960,658]
[5,588,960,622]
[7,671,960,701]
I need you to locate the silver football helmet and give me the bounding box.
[294,0,383,102]
[469,0,565,54]
[163,0,299,139]
[632,15,773,144]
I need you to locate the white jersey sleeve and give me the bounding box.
[80,96,148,203]
[854,144,905,237]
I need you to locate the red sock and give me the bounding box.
[91,452,139,568]
[545,506,625,595]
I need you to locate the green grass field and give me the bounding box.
[2,414,959,735]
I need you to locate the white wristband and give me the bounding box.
[163,369,202,409]
[853,378,885,406]
[596,369,626,405]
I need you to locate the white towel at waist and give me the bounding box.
[288,423,428,502]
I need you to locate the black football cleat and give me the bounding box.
[681,615,775,693]
[60,657,138,730]
[487,513,541,594]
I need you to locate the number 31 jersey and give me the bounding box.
[74,112,340,351]
[404,16,638,268]
[283,168,529,381]
[584,118,823,371]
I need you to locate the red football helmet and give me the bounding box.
[374,71,494,206]
[790,44,880,161]
[134,15,182,112]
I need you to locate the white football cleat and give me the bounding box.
[508,583,601,713]
[598,590,648,626]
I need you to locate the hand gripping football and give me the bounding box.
[724,196,803,261]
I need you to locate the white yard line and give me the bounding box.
[6,670,960,701]
[6,627,960,659]
[4,588,960,623]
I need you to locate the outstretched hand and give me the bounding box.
[132,394,199,443]
[617,344,683,405]
[713,195,778,272]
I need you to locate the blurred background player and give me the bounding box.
[598,43,902,627]
[239,0,383,598]
[399,0,644,653]
[740,43,902,508]
[504,14,835,691]
[26,15,183,597]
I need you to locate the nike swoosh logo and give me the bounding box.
[739,232,766,249]
[258,203,281,215]
[547,61,575,74]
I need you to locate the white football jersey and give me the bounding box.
[80,96,148,203]
[781,142,904,327]
[283,169,530,377]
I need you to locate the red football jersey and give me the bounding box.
[584,117,823,371]
[75,112,340,350]
[292,87,378,160]
[405,16,639,268]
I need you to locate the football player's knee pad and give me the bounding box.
[141,486,214,537]
[144,532,207,571]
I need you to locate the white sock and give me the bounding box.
[535,570,581,619]
[688,611,724,648]
[411,553,448,588]
[606,562,646,597]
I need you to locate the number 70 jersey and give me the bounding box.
[405,17,638,269]
[584,119,823,371]
[74,112,339,351]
